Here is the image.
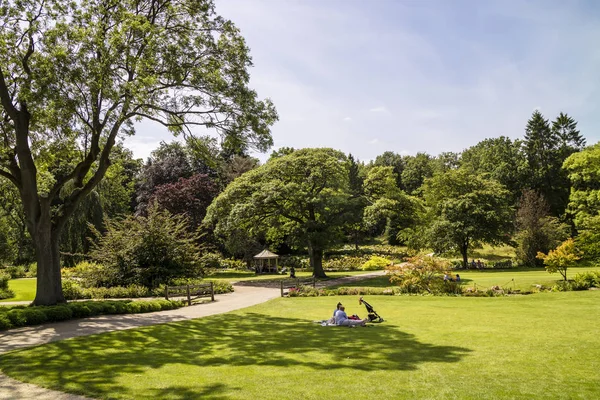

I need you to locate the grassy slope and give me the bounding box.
[1,292,599,399]
[0,278,36,302]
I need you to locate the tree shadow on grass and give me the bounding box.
[0,313,471,399]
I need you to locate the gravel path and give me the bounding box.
[0,271,385,399]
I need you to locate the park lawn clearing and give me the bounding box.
[1,292,599,399]
[0,278,36,302]
[332,266,600,292]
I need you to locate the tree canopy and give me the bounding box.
[0,0,277,304]
[419,169,514,267]
[204,148,353,277]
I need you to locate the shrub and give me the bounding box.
[0,273,10,290]
[6,309,27,327]
[573,271,600,289]
[63,261,115,288]
[361,256,392,271]
[21,308,48,325]
[90,204,204,289]
[323,255,369,271]
[0,300,184,331]
[386,254,462,295]
[25,263,37,278]
[62,280,89,300]
[68,303,92,318]
[0,314,12,330]
[4,265,26,279]
[43,306,73,322]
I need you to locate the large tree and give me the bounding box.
[204,148,353,278]
[0,0,277,305]
[523,111,584,216]
[563,143,600,260]
[461,136,528,204]
[420,169,514,267]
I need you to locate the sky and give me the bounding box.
[125,0,600,163]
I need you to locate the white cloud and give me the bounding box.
[343,117,352,121]
[369,138,380,144]
[369,106,389,113]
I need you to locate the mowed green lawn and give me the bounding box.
[333,266,600,292]
[1,292,599,399]
[0,278,36,302]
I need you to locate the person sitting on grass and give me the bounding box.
[335,306,368,327]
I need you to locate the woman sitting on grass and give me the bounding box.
[335,306,368,327]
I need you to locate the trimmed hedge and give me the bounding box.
[62,280,234,300]
[0,299,184,331]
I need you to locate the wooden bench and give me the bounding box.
[280,277,316,297]
[165,282,215,305]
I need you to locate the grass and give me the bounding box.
[0,278,36,302]
[0,292,599,399]
[332,266,600,292]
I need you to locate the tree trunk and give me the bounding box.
[32,221,65,306]
[461,242,469,268]
[308,242,327,278]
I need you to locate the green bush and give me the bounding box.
[4,265,26,279]
[0,313,12,330]
[323,255,370,271]
[68,303,92,318]
[6,309,27,327]
[0,272,14,300]
[0,300,184,331]
[25,263,37,278]
[22,308,48,325]
[63,261,114,288]
[573,271,600,289]
[361,256,392,271]
[0,272,11,290]
[62,280,89,300]
[42,306,73,322]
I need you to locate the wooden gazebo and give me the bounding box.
[254,249,279,274]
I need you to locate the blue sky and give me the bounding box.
[125,0,600,162]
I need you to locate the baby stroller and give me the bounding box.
[359,297,384,323]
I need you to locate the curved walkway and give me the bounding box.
[0,271,385,399]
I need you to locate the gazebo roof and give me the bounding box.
[254,249,279,259]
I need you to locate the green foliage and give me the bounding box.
[0,300,184,331]
[514,190,570,267]
[0,273,10,290]
[573,271,600,290]
[323,255,369,271]
[564,143,600,260]
[401,153,435,195]
[0,273,14,299]
[524,111,584,216]
[205,148,354,277]
[63,261,113,288]
[387,255,462,295]
[537,238,581,281]
[62,278,233,300]
[361,256,392,271]
[461,136,528,204]
[90,205,203,288]
[362,166,422,245]
[418,169,513,266]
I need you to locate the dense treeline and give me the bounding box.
[0,110,598,278]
